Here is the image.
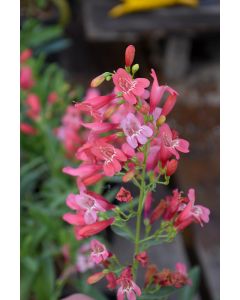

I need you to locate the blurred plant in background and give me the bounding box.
[20,18,114,300]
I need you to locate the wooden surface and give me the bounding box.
[81,0,220,42]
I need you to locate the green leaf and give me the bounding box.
[179,266,200,300]
[111,224,134,241]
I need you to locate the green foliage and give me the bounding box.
[21,18,71,54]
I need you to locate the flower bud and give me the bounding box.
[20,48,32,63]
[90,74,105,87]
[87,272,105,284]
[125,45,135,67]
[166,159,178,176]
[156,115,166,127]
[132,63,139,74]
[122,170,135,182]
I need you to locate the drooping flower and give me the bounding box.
[113,68,150,105]
[90,239,109,264]
[117,267,141,300]
[150,69,178,115]
[121,113,153,148]
[116,187,133,202]
[175,189,210,231]
[106,272,117,289]
[75,94,115,122]
[158,123,189,162]
[75,218,115,240]
[135,251,148,267]
[125,45,135,67]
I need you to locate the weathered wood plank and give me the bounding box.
[81,0,219,42]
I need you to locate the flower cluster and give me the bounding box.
[62,45,210,299]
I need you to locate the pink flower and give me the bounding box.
[90,239,109,264]
[25,93,41,120]
[106,272,117,289]
[48,91,58,104]
[91,142,127,176]
[20,66,34,89]
[125,45,135,67]
[175,189,210,230]
[113,68,150,105]
[75,94,115,122]
[158,123,189,161]
[117,267,141,300]
[20,122,37,135]
[150,69,178,115]
[20,48,32,63]
[121,113,153,148]
[64,185,115,225]
[76,243,95,273]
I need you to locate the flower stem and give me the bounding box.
[133,143,148,278]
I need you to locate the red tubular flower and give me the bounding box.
[63,164,102,177]
[135,251,148,267]
[74,218,115,240]
[116,187,133,202]
[144,192,152,219]
[174,189,210,231]
[106,272,117,289]
[166,159,178,176]
[158,123,189,162]
[81,122,118,133]
[125,45,135,67]
[150,200,167,224]
[20,66,34,90]
[20,123,37,135]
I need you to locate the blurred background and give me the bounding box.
[20,1,219,300]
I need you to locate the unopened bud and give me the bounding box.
[122,170,135,182]
[90,74,105,87]
[132,63,139,74]
[87,272,105,284]
[106,75,112,81]
[156,115,166,127]
[125,45,135,67]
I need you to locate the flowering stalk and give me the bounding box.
[62,45,210,299]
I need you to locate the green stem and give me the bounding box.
[133,143,149,278]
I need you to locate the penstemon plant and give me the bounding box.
[62,45,210,300]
